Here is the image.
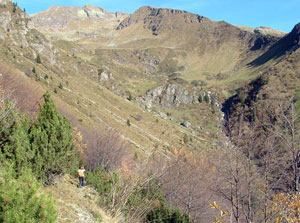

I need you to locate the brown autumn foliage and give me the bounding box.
[269,193,300,223]
[82,129,129,172]
[0,63,43,116]
[158,151,219,222]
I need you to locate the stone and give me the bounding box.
[181,121,191,128]
[0,0,10,6]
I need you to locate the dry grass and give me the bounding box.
[43,175,119,223]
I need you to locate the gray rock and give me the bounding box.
[99,71,114,81]
[0,0,10,6]
[158,112,167,119]
[137,84,198,108]
[181,121,191,128]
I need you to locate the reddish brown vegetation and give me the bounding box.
[82,129,129,172]
[0,63,43,116]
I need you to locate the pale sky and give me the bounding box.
[15,0,300,32]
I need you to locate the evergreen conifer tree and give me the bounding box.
[36,54,41,64]
[30,92,79,181]
[0,165,57,222]
[2,115,33,172]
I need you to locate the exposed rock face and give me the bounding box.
[99,71,114,81]
[30,5,128,42]
[237,25,286,38]
[254,26,287,37]
[0,0,10,6]
[0,3,34,47]
[136,84,199,108]
[31,5,128,30]
[181,121,191,128]
[0,4,60,66]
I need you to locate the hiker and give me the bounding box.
[78,166,85,187]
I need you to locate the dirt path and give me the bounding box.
[43,175,118,223]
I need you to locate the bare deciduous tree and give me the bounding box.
[83,129,129,172]
[159,153,217,222]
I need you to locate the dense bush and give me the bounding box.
[86,167,187,222]
[0,165,57,223]
[146,205,190,223]
[85,167,119,204]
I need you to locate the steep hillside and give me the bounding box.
[223,21,300,159]
[43,175,116,223]
[2,2,292,158]
[32,5,280,86]
[0,1,215,161]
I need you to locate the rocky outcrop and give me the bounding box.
[0,4,60,66]
[99,70,114,81]
[136,84,199,108]
[31,5,128,30]
[0,0,10,6]
[254,26,286,37]
[0,4,34,46]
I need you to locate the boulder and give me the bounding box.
[180,121,191,128]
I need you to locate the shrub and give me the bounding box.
[85,167,119,204]
[198,95,203,103]
[191,80,199,87]
[0,92,81,183]
[36,54,41,64]
[86,168,167,222]
[183,134,189,144]
[147,205,190,223]
[204,93,209,103]
[127,94,132,101]
[0,165,57,222]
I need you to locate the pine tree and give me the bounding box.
[0,165,57,222]
[30,92,80,182]
[2,115,33,172]
[204,93,209,103]
[12,3,16,13]
[198,95,203,103]
[36,54,41,64]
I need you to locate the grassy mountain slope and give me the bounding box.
[32,5,282,92]
[0,2,215,162]
[2,2,295,158]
